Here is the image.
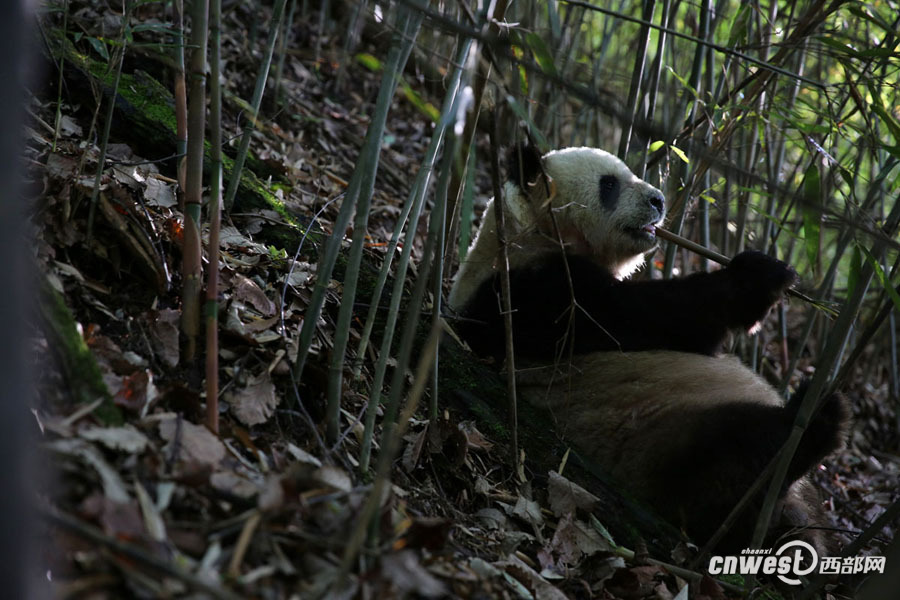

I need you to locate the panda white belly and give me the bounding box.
[515,350,846,551]
[517,351,782,487]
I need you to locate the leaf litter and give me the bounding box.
[25,1,899,598]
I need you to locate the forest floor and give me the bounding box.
[28,2,899,599]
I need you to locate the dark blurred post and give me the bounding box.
[0,0,37,596]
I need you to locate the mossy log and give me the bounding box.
[37,276,121,424]
[42,32,297,226]
[439,340,685,556]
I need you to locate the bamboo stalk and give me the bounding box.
[272,0,297,108]
[637,0,669,180]
[356,38,473,470]
[337,320,442,579]
[661,0,710,279]
[325,7,423,445]
[292,5,422,385]
[617,0,655,160]
[442,0,508,277]
[655,227,730,266]
[180,0,208,362]
[205,0,223,434]
[489,108,519,470]
[172,0,187,188]
[51,0,69,152]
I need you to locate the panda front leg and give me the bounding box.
[578,249,797,355]
[454,249,796,360]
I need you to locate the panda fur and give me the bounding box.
[449,144,850,553]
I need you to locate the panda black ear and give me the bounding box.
[506,142,543,191]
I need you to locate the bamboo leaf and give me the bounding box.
[870,104,900,144]
[847,4,897,33]
[670,145,689,164]
[802,163,821,272]
[355,52,382,71]
[525,32,559,77]
[504,95,550,153]
[510,43,528,94]
[725,4,750,47]
[858,47,900,59]
[400,81,440,122]
[87,37,109,61]
[132,23,177,35]
[817,36,863,58]
[665,65,699,99]
[860,246,900,314]
[883,145,900,161]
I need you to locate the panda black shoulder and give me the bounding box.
[455,252,620,359]
[506,143,544,192]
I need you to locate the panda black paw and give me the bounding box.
[725,250,797,329]
[786,381,852,469]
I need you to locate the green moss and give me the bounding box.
[38,278,122,425]
[51,30,299,222]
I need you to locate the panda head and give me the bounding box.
[509,145,666,278]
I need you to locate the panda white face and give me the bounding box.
[542,147,665,277]
[449,145,666,310]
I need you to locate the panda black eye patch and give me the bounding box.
[599,175,620,210]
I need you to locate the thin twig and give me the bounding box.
[228,510,262,578]
[356,35,470,472]
[205,0,223,434]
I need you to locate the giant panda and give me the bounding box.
[448,144,850,554]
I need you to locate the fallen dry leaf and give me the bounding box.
[146,308,180,368]
[78,424,150,454]
[211,469,262,499]
[47,438,130,503]
[233,274,276,316]
[158,416,226,468]
[227,371,279,427]
[144,177,177,207]
[495,554,569,600]
[547,470,600,517]
[380,550,446,598]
